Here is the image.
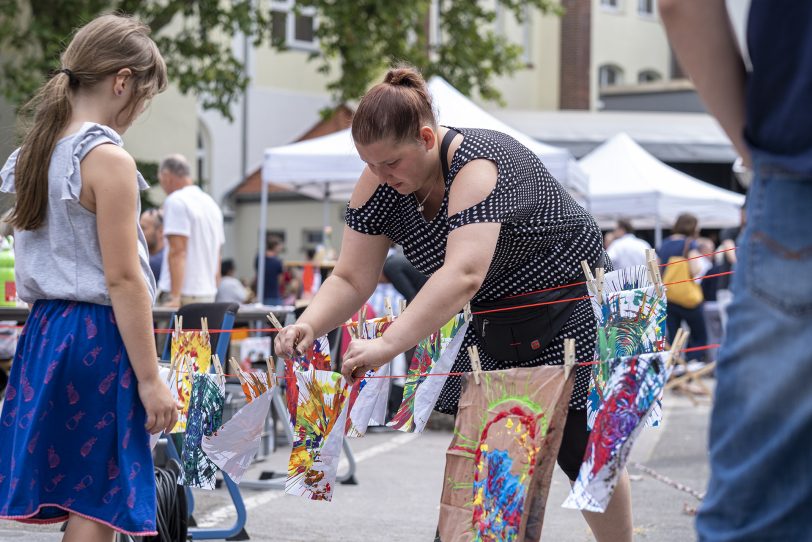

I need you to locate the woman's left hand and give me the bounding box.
[341,337,398,386]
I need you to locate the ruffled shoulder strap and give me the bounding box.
[0,148,21,194]
[63,123,144,201]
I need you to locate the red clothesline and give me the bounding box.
[187,343,722,381]
[0,248,736,333]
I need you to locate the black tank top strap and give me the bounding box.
[440,127,461,180]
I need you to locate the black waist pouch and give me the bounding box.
[471,282,588,363]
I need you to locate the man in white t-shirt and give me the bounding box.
[157,154,225,307]
[606,219,651,270]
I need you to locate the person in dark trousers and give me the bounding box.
[255,234,284,305]
[662,1,812,539]
[382,250,427,303]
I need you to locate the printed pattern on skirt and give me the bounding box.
[0,300,157,536]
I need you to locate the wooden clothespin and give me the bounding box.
[358,305,367,339]
[211,354,226,385]
[399,299,407,315]
[467,345,482,385]
[563,338,576,379]
[165,355,177,385]
[265,356,276,388]
[266,312,284,333]
[200,317,209,338]
[346,319,359,340]
[646,249,664,297]
[229,356,247,386]
[595,267,605,305]
[463,302,472,324]
[384,297,394,320]
[666,329,690,368]
[173,314,182,341]
[581,260,597,299]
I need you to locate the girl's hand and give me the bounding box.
[274,323,315,358]
[138,375,180,435]
[341,337,398,386]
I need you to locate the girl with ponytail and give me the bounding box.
[0,14,177,541]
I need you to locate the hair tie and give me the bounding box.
[58,68,79,87]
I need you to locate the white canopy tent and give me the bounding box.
[256,77,588,301]
[579,132,745,245]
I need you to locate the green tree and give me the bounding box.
[0,0,561,118]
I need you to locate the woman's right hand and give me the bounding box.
[138,376,180,435]
[274,322,315,358]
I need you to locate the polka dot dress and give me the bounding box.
[346,127,610,413]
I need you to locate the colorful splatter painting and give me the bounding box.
[202,390,272,484]
[284,335,332,430]
[286,370,349,501]
[180,373,225,490]
[587,265,667,430]
[438,366,573,541]
[170,328,212,433]
[563,352,670,513]
[344,319,393,437]
[241,370,272,403]
[388,315,468,432]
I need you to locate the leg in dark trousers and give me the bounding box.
[383,254,428,303]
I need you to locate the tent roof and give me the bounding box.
[262,77,587,201]
[493,109,736,163]
[579,133,745,229]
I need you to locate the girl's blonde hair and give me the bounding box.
[10,14,167,231]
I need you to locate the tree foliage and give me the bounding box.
[0,0,561,119]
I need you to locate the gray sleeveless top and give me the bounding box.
[0,122,156,305]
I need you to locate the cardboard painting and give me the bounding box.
[564,352,670,513]
[388,315,468,432]
[170,329,212,433]
[202,390,272,483]
[286,369,349,501]
[438,366,573,541]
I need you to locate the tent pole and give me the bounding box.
[257,173,268,305]
[323,183,331,232]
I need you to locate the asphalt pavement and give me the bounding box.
[0,389,712,541]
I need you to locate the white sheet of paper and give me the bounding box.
[201,391,272,484]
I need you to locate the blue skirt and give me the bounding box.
[0,300,157,535]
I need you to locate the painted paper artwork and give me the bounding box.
[344,318,394,437]
[284,335,332,430]
[180,373,225,490]
[241,370,272,403]
[438,366,573,542]
[586,266,667,430]
[170,328,212,433]
[286,369,349,501]
[202,390,272,484]
[388,315,468,432]
[563,352,670,513]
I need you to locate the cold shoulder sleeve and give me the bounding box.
[344,183,400,237]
